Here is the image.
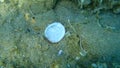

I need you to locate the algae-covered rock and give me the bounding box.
[66,34,80,58]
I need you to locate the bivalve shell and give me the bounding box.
[44,22,65,43]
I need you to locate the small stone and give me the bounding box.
[57,50,63,56]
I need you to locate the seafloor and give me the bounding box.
[0,0,120,68]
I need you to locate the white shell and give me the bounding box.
[44,22,65,43]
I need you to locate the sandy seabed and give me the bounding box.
[0,0,120,68]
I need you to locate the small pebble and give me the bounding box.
[57,50,63,56]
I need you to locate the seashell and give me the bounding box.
[44,22,65,43]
